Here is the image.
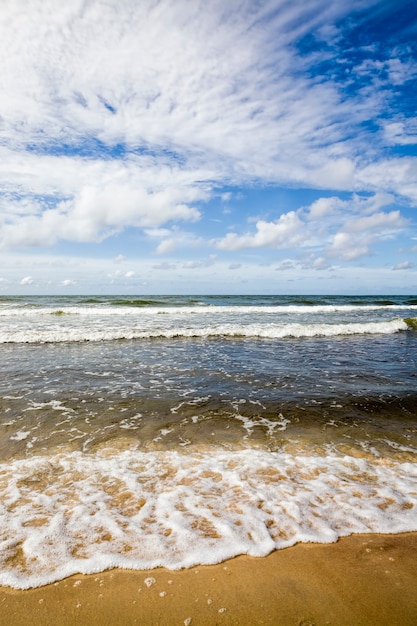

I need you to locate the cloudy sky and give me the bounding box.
[1,0,416,294]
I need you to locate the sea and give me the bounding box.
[0,294,416,589]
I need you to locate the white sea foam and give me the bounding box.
[0,319,408,344]
[24,400,75,413]
[9,430,31,441]
[0,447,416,589]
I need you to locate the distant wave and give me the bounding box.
[1,304,417,318]
[0,319,409,344]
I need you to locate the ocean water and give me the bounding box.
[0,294,416,588]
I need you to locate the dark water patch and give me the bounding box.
[82,298,107,304]
[405,317,417,329]
[291,298,317,305]
[108,296,204,307]
[110,298,165,307]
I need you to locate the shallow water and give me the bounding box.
[0,294,416,587]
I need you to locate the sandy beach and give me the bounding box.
[1,532,416,626]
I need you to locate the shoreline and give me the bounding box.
[1,532,416,625]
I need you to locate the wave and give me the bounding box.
[1,304,417,318]
[0,446,415,589]
[0,319,409,344]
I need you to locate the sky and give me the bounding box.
[0,0,416,295]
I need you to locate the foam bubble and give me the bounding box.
[9,430,31,441]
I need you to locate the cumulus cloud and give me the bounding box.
[342,210,407,233]
[144,227,203,255]
[311,256,332,270]
[307,193,395,222]
[326,210,408,261]
[393,261,413,270]
[216,193,409,263]
[327,232,371,261]
[356,158,417,202]
[217,211,307,251]
[20,276,33,285]
[0,150,203,248]
[307,197,344,220]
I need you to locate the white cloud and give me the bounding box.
[183,256,216,269]
[155,240,177,255]
[356,157,417,202]
[0,150,203,248]
[20,276,33,285]
[393,261,412,270]
[307,193,394,223]
[384,120,417,146]
[216,192,409,261]
[307,197,343,220]
[327,232,371,261]
[61,279,76,287]
[152,262,177,270]
[353,192,395,214]
[386,58,417,86]
[326,210,408,261]
[312,256,331,270]
[343,210,407,234]
[354,57,415,86]
[149,228,203,255]
[275,258,295,268]
[217,211,307,251]
[0,0,357,163]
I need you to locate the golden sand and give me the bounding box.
[0,533,416,625]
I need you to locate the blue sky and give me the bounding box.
[0,0,416,294]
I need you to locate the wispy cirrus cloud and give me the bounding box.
[384,120,417,146]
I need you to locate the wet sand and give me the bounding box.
[1,533,416,626]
